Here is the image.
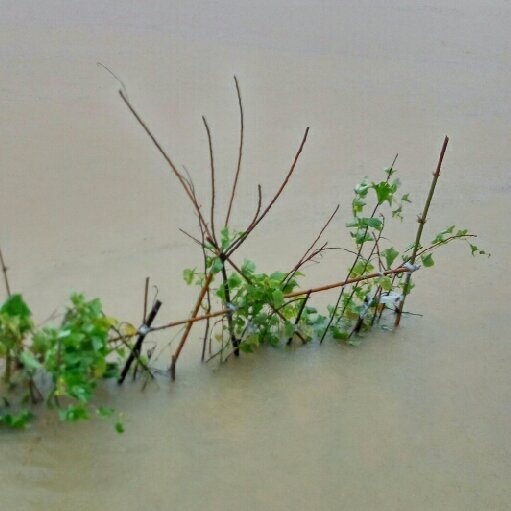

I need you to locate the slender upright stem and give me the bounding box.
[170,272,213,380]
[0,247,11,298]
[226,127,309,256]
[225,75,244,227]
[319,154,398,344]
[221,260,239,356]
[394,136,449,326]
[202,116,218,245]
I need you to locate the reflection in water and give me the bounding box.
[1,1,510,509]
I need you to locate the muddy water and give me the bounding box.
[1,1,510,509]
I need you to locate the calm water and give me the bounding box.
[1,1,510,509]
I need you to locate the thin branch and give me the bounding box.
[283,204,339,285]
[118,90,214,242]
[226,127,310,256]
[170,272,213,380]
[179,228,204,247]
[143,276,149,323]
[319,154,398,343]
[395,136,449,326]
[225,75,245,227]
[0,247,12,297]
[202,116,218,245]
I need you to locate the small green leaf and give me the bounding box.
[19,351,42,371]
[372,182,393,205]
[115,421,125,433]
[421,253,434,267]
[272,290,284,309]
[97,407,114,418]
[241,259,256,274]
[182,268,195,285]
[381,247,399,268]
[211,257,223,274]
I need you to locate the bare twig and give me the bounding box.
[225,75,245,227]
[0,247,11,297]
[202,116,218,245]
[119,90,214,242]
[283,204,339,286]
[395,136,449,326]
[143,277,150,323]
[226,127,310,256]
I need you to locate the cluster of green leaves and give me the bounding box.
[182,163,486,356]
[1,293,125,432]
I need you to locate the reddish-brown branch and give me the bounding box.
[170,272,213,380]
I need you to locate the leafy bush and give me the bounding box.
[1,293,125,431]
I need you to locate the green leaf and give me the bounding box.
[227,273,242,289]
[372,182,393,205]
[421,253,434,267]
[220,227,231,251]
[376,277,393,291]
[19,351,42,371]
[401,193,411,203]
[0,410,33,429]
[331,325,349,341]
[241,259,256,274]
[211,257,223,274]
[97,407,114,418]
[272,290,284,309]
[284,321,295,339]
[352,197,366,215]
[115,421,125,433]
[182,268,195,285]
[354,178,369,197]
[381,247,399,268]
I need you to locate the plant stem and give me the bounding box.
[170,273,213,380]
[225,75,244,227]
[0,247,11,298]
[394,136,449,326]
[220,259,240,356]
[202,116,218,245]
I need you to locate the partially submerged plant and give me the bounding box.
[0,282,129,431]
[0,76,488,430]
[117,77,487,376]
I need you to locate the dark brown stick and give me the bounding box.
[118,299,162,384]
[287,291,311,345]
